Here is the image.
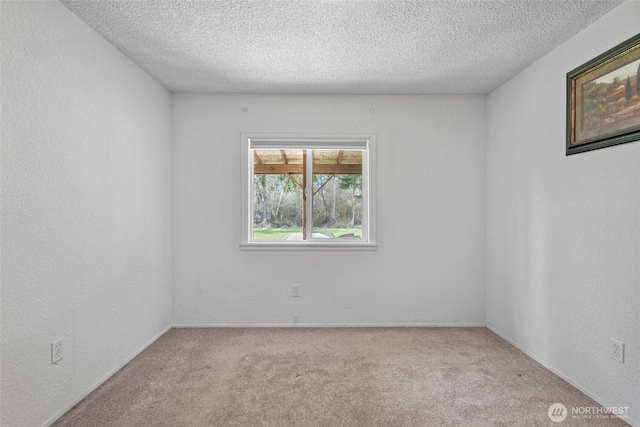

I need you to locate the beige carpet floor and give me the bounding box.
[54,328,628,426]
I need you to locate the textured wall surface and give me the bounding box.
[3,0,638,425]
[172,94,486,327]
[1,2,173,426]
[486,1,639,424]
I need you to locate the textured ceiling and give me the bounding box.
[60,0,623,94]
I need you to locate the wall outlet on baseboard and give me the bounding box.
[51,338,64,365]
[612,338,624,364]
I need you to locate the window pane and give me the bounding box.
[312,150,363,239]
[252,149,303,241]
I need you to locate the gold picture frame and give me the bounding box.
[567,33,640,155]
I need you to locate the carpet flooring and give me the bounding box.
[53,328,628,426]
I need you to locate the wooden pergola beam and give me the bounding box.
[313,174,335,196]
[287,174,303,190]
[254,164,361,174]
[254,152,263,164]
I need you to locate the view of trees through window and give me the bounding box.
[252,149,363,241]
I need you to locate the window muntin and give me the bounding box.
[242,134,375,249]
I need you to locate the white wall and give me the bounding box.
[486,1,639,424]
[1,2,172,426]
[172,94,486,326]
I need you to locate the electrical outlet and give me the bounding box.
[612,338,624,364]
[51,339,63,365]
[292,284,300,297]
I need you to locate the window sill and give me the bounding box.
[240,241,377,251]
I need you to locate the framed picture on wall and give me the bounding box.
[567,33,640,155]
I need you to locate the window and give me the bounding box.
[241,134,376,249]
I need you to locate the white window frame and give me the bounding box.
[241,133,377,250]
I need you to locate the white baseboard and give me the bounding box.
[41,324,172,427]
[487,324,637,427]
[172,322,487,328]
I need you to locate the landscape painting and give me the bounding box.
[567,33,640,155]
